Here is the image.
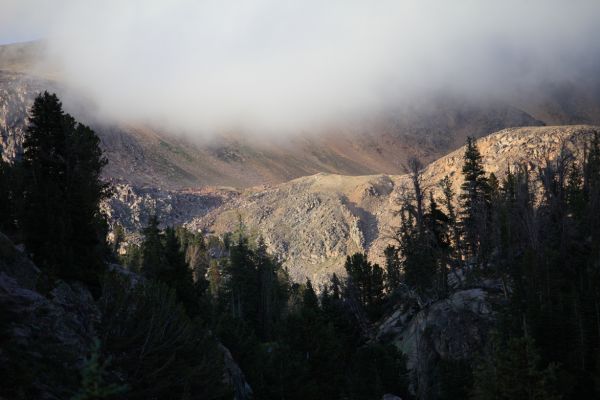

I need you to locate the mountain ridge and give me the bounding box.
[104,124,598,285]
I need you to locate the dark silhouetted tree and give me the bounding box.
[20,92,109,285]
[459,137,490,266]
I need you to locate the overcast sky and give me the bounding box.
[2,0,600,133]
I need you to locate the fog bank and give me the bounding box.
[2,0,600,134]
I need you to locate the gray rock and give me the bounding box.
[220,344,253,400]
[378,287,504,399]
[0,232,39,289]
[0,273,98,399]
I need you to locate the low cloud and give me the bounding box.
[3,0,600,134]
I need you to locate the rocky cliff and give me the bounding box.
[376,282,505,399]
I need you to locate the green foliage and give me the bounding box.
[397,204,440,295]
[459,137,491,264]
[19,92,109,286]
[110,224,125,256]
[98,275,230,400]
[384,245,401,291]
[135,217,209,316]
[344,253,385,318]
[390,133,600,398]
[163,227,199,314]
[72,339,128,400]
[140,215,165,279]
[346,343,411,400]
[118,243,141,271]
[471,334,560,400]
[0,158,16,231]
[219,234,289,340]
[211,233,410,400]
[435,359,473,400]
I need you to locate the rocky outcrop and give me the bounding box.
[102,182,234,233]
[0,231,39,289]
[377,285,505,399]
[220,344,254,400]
[0,72,54,162]
[0,237,99,398]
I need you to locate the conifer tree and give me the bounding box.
[303,279,319,313]
[140,215,165,280]
[471,335,560,400]
[459,137,490,266]
[224,235,256,320]
[20,92,109,285]
[0,158,14,231]
[344,253,385,318]
[164,227,198,314]
[426,193,451,294]
[383,245,401,292]
[397,206,436,297]
[72,339,128,400]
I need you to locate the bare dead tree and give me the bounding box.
[405,157,425,231]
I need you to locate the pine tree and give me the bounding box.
[397,206,436,297]
[164,227,198,315]
[471,334,560,400]
[384,245,401,292]
[344,253,385,318]
[140,215,165,280]
[72,339,128,400]
[20,92,109,285]
[255,236,280,340]
[303,279,319,313]
[459,137,490,266]
[0,158,14,231]
[426,193,451,294]
[224,235,257,321]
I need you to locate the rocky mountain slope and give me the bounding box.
[181,125,598,285]
[101,125,598,285]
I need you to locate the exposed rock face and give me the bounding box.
[102,182,235,232]
[377,285,504,399]
[382,395,403,400]
[186,173,397,285]
[0,72,55,162]
[0,231,39,289]
[0,233,99,399]
[220,344,254,400]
